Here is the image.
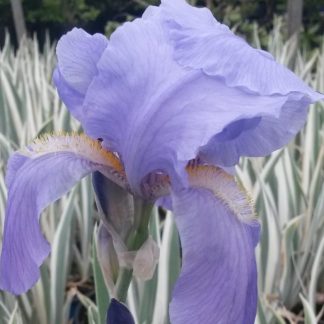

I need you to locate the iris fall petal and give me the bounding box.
[170,187,259,323]
[0,134,123,294]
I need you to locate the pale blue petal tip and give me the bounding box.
[0,150,99,294]
[170,188,259,323]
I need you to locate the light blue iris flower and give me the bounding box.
[1,0,323,323]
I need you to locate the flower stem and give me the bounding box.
[114,268,133,302]
[114,201,154,302]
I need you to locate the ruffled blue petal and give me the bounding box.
[53,28,108,121]
[81,17,316,193]
[159,0,322,99]
[0,135,119,294]
[54,1,323,192]
[170,188,260,323]
[199,93,310,166]
[156,0,324,166]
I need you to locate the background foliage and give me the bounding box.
[0,0,324,48]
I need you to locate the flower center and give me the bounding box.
[23,133,255,223]
[141,161,256,223]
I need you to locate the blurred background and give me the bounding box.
[1,0,324,47]
[0,1,324,324]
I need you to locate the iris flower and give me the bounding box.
[0,0,323,323]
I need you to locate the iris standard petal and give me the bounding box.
[53,28,108,120]
[0,134,124,294]
[81,17,314,193]
[159,0,323,99]
[199,92,311,166]
[170,166,259,323]
[146,0,323,166]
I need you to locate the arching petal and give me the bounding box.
[170,166,260,323]
[153,0,324,166]
[199,93,310,166]
[53,28,108,121]
[159,0,323,99]
[81,17,317,194]
[0,134,124,294]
